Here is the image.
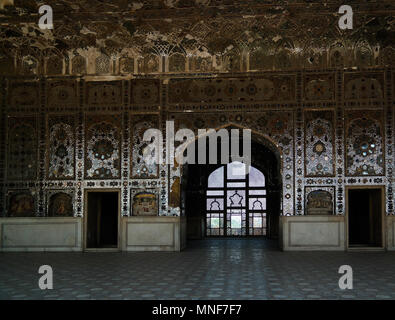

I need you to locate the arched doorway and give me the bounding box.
[206,162,267,237]
[181,134,282,241]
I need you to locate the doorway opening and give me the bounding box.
[206,161,267,237]
[182,134,282,241]
[86,191,119,249]
[348,188,383,248]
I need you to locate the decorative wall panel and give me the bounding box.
[169,54,186,73]
[138,54,159,74]
[345,110,384,176]
[7,117,37,180]
[85,114,121,179]
[0,56,14,74]
[47,115,75,180]
[304,74,334,101]
[119,57,134,74]
[47,191,74,217]
[21,56,38,75]
[71,55,87,75]
[190,56,213,72]
[8,82,39,112]
[95,54,111,74]
[7,190,35,217]
[131,80,160,106]
[1,67,394,218]
[344,73,384,101]
[47,80,79,110]
[304,111,335,177]
[130,114,160,179]
[249,49,273,71]
[131,191,159,216]
[305,186,335,215]
[167,76,296,105]
[46,56,63,75]
[86,81,123,107]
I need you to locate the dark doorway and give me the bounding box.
[87,192,119,248]
[348,188,382,247]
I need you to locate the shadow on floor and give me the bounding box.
[185,238,280,251]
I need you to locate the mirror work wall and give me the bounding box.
[0,0,394,219]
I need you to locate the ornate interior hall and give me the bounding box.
[0,2,395,302]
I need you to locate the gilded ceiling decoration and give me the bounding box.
[0,0,394,73]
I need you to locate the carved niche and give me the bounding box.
[8,192,35,217]
[132,192,158,216]
[306,190,333,215]
[48,193,73,217]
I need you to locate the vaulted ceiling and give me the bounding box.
[0,0,394,71]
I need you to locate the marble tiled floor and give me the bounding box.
[0,239,394,300]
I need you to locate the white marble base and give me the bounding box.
[386,215,395,251]
[121,216,186,251]
[280,215,345,251]
[0,217,82,252]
